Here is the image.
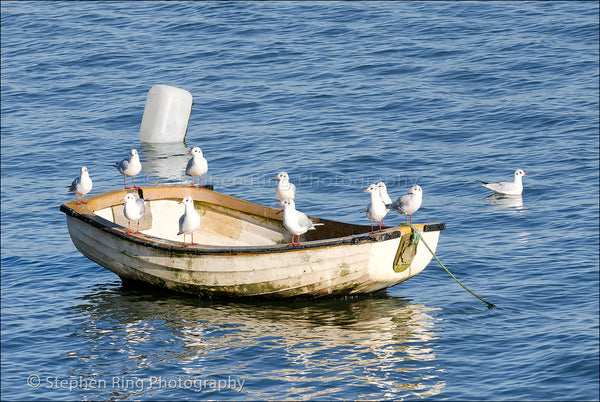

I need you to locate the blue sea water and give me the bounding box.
[1,1,598,400]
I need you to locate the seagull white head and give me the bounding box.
[364,184,379,193]
[408,184,422,194]
[120,193,137,203]
[274,171,290,181]
[280,198,295,208]
[514,169,527,177]
[81,166,88,174]
[179,195,194,205]
[189,147,203,156]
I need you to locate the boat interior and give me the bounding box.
[83,186,374,247]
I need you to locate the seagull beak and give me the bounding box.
[119,198,125,202]
[524,173,528,175]
[275,202,282,206]
[272,176,279,180]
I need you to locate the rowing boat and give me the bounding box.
[60,186,445,298]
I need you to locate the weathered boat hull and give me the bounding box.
[61,186,444,298]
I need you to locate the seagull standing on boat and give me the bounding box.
[377,181,392,205]
[477,169,528,196]
[115,149,142,189]
[178,196,201,246]
[273,171,296,212]
[120,192,145,234]
[388,184,423,224]
[364,184,388,233]
[280,199,323,246]
[68,166,93,205]
[186,146,208,188]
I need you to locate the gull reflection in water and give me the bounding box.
[70,285,446,400]
[484,193,524,210]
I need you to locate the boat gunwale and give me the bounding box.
[60,186,445,255]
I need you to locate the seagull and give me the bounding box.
[186,146,208,188]
[120,192,145,234]
[114,149,142,189]
[279,199,323,246]
[477,169,528,196]
[364,184,389,233]
[273,171,296,212]
[68,166,93,205]
[377,181,392,205]
[388,184,423,224]
[178,195,201,246]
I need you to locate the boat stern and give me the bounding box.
[364,224,442,290]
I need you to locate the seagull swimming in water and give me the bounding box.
[477,169,528,196]
[120,192,146,234]
[364,184,389,233]
[68,166,93,205]
[114,149,142,189]
[279,199,323,246]
[178,196,201,246]
[273,171,296,212]
[388,184,423,224]
[186,146,208,188]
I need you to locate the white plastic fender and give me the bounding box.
[139,85,193,143]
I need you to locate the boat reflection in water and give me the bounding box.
[69,283,446,400]
[138,142,191,186]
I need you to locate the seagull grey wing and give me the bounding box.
[185,157,194,175]
[298,211,313,228]
[136,199,146,216]
[177,214,185,235]
[390,195,409,213]
[388,198,401,212]
[117,158,130,174]
[69,177,79,192]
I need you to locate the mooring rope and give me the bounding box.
[401,223,495,308]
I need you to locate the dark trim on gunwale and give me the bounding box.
[60,190,445,255]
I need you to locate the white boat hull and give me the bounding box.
[62,187,443,298]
